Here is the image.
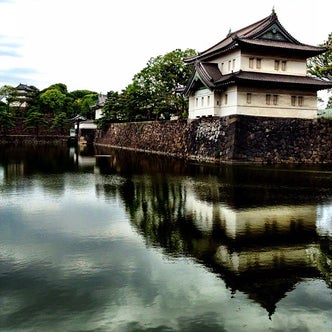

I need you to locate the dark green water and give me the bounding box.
[1,144,332,331]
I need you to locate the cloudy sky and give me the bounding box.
[0,0,331,94]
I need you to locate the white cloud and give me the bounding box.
[0,0,331,93]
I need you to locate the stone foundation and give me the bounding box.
[95,115,332,164]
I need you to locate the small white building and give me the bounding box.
[90,93,107,120]
[182,10,332,119]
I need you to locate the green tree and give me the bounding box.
[47,83,68,95]
[129,48,196,120]
[0,85,17,109]
[308,33,332,108]
[24,107,48,136]
[0,107,15,135]
[52,112,68,134]
[39,88,67,115]
[96,91,123,129]
[69,89,97,100]
[68,89,98,118]
[81,93,98,119]
[308,33,332,81]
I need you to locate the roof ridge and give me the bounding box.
[229,12,276,39]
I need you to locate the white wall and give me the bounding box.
[189,88,216,118]
[241,52,307,76]
[236,87,317,119]
[213,50,241,75]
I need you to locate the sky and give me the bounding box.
[0,0,331,94]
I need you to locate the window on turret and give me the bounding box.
[201,97,204,106]
[228,61,231,71]
[224,94,228,105]
[195,98,198,107]
[274,60,280,71]
[266,94,271,105]
[298,96,303,106]
[273,95,278,105]
[281,61,287,71]
[246,93,252,104]
[291,96,296,106]
[249,58,254,69]
[207,96,210,106]
[256,58,261,69]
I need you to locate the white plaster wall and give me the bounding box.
[241,53,307,76]
[189,86,318,119]
[189,88,217,118]
[213,50,241,75]
[237,87,317,119]
[219,86,238,117]
[95,108,103,120]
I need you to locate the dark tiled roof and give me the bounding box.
[184,69,332,95]
[182,62,223,95]
[214,71,332,90]
[16,83,36,92]
[196,62,223,86]
[185,11,326,63]
[237,39,326,57]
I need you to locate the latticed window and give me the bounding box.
[273,95,278,105]
[298,96,303,106]
[266,94,271,105]
[247,93,252,104]
[274,60,280,70]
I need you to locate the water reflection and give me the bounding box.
[94,147,332,317]
[1,145,332,330]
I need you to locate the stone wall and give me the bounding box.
[96,121,189,158]
[234,116,332,163]
[95,115,332,164]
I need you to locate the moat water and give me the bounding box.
[1,144,332,331]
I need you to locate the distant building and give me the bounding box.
[181,10,332,119]
[10,83,37,110]
[90,93,107,120]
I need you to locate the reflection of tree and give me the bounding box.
[120,177,201,257]
[0,145,77,195]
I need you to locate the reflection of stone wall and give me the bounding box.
[95,115,332,163]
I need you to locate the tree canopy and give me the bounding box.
[308,33,332,81]
[308,33,332,109]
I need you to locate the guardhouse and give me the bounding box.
[182,10,332,119]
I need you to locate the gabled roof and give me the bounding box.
[183,67,332,95]
[215,71,332,91]
[16,83,36,93]
[182,62,222,94]
[185,11,326,63]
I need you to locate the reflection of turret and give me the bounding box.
[92,147,332,317]
[108,169,331,318]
